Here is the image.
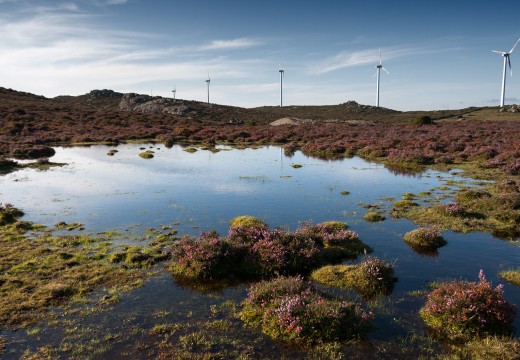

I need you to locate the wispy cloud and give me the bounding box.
[200,38,262,51]
[309,46,462,74]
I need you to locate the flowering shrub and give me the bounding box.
[403,227,446,249]
[420,270,517,341]
[169,220,371,283]
[438,201,466,217]
[240,276,373,343]
[169,235,248,280]
[295,221,369,262]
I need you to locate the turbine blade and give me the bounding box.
[382,67,390,74]
[373,71,377,78]
[508,57,513,76]
[509,37,520,54]
[492,50,506,55]
[379,48,382,65]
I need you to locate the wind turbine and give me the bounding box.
[374,49,389,108]
[492,37,520,107]
[172,85,176,100]
[205,74,210,103]
[279,65,285,107]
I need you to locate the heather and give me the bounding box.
[239,276,373,343]
[420,270,517,341]
[169,220,370,282]
[311,256,397,298]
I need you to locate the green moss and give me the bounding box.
[363,211,386,222]
[184,147,198,153]
[403,227,447,249]
[499,268,520,287]
[311,257,397,298]
[340,190,350,195]
[139,150,154,159]
[229,215,266,228]
[291,163,303,168]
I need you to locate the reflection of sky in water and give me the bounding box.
[1,143,519,335]
[1,144,438,233]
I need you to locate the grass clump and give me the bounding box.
[420,270,517,341]
[311,256,397,298]
[184,147,198,153]
[107,149,118,156]
[239,276,373,343]
[451,336,520,360]
[363,211,385,222]
[139,150,154,159]
[340,190,350,195]
[403,227,446,250]
[291,164,303,168]
[499,268,520,287]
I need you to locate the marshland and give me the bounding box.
[0,88,519,358]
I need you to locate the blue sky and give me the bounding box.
[0,0,519,110]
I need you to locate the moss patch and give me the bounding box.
[499,268,520,287]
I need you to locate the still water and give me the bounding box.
[1,144,518,356]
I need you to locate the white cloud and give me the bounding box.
[200,38,262,51]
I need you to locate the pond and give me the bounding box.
[1,144,519,357]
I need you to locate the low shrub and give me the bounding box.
[239,276,373,343]
[437,202,466,217]
[169,235,250,280]
[411,115,433,125]
[403,227,446,249]
[420,270,517,341]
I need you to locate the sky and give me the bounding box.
[0,0,519,110]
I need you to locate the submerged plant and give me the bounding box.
[420,270,516,341]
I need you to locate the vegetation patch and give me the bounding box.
[420,270,517,341]
[169,220,371,284]
[139,150,154,158]
[340,190,350,195]
[499,268,520,287]
[403,227,446,250]
[311,256,397,298]
[363,211,386,222]
[107,149,118,156]
[0,205,175,327]
[291,164,303,168]
[184,147,198,153]
[239,276,373,343]
[229,215,266,229]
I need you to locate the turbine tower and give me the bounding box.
[492,38,520,107]
[172,85,176,100]
[205,75,210,104]
[374,49,389,108]
[279,66,285,107]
